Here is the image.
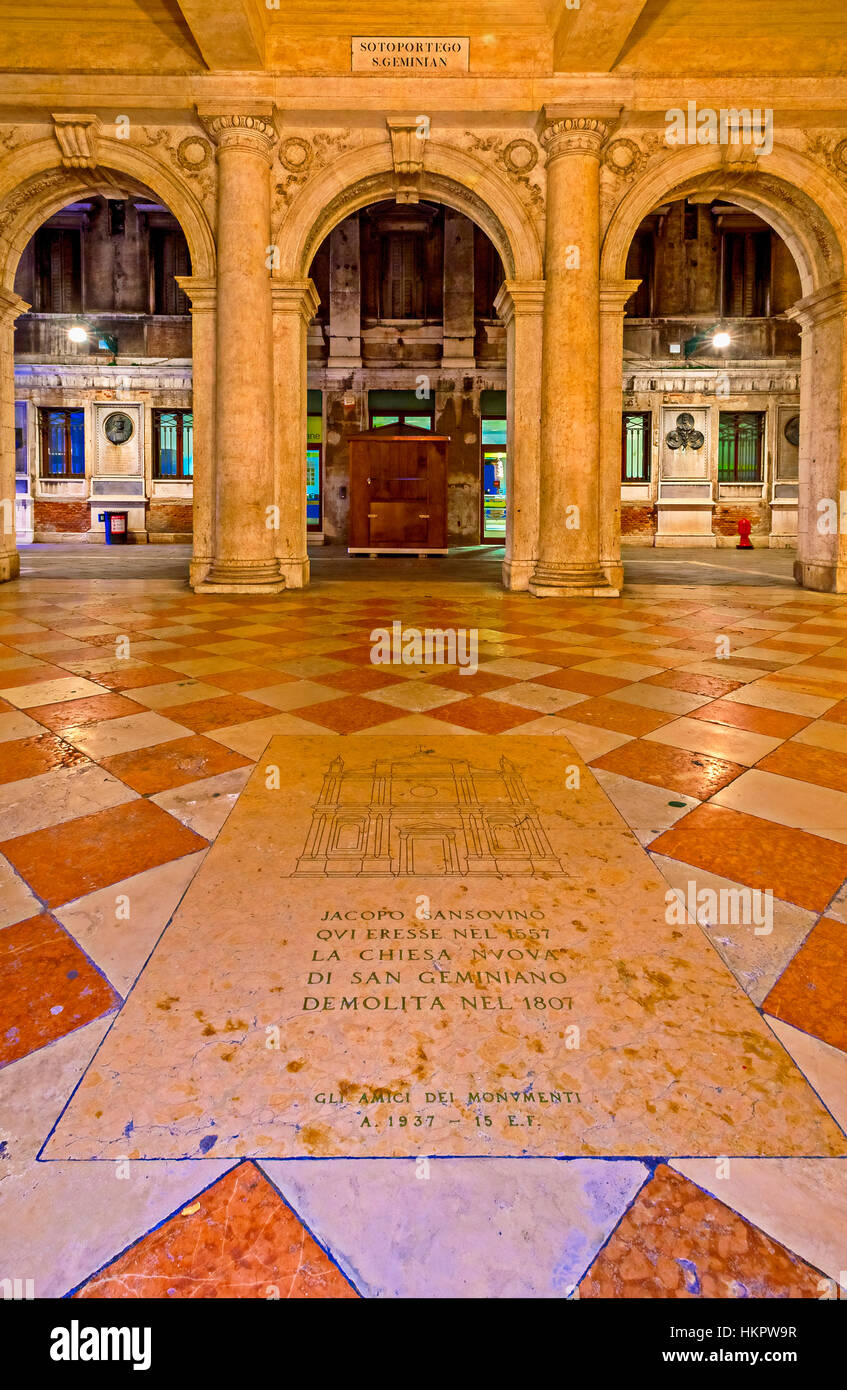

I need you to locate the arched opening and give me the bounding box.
[0,146,215,585]
[302,197,510,561]
[617,192,803,565]
[11,184,194,550]
[601,153,847,594]
[270,143,545,593]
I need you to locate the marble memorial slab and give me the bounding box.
[44,737,847,1161]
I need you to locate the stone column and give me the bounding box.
[786,280,847,592]
[175,275,216,588]
[197,109,283,592]
[271,279,321,588]
[328,218,362,369]
[599,278,642,592]
[0,289,29,584]
[530,115,618,598]
[442,209,475,368]
[495,280,545,590]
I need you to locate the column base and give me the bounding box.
[278,555,310,589]
[794,558,847,593]
[501,557,535,591]
[529,564,619,598]
[194,556,285,594]
[189,556,212,588]
[0,550,20,583]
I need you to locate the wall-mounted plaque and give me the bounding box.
[352,36,470,73]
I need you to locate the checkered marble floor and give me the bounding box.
[1,567,846,1298]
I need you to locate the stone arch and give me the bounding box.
[273,138,544,282]
[599,141,847,593]
[0,135,216,584]
[0,136,215,288]
[601,142,846,293]
[268,135,546,592]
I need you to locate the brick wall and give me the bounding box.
[147,502,193,536]
[33,500,90,533]
[713,503,770,537]
[621,504,656,538]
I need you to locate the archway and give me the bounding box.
[268,139,545,591]
[600,145,847,593]
[0,136,215,583]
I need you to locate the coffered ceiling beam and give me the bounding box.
[174,0,267,71]
[552,0,652,72]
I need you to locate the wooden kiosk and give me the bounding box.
[347,423,448,555]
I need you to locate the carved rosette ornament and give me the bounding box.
[199,111,277,166]
[540,116,609,162]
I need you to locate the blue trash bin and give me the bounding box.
[104,511,128,545]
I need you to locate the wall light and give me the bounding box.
[712,329,732,349]
[67,323,118,360]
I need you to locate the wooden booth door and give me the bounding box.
[350,438,447,550]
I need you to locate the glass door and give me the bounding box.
[481,416,507,541]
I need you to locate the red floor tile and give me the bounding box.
[100,734,252,794]
[579,1164,825,1298]
[157,695,283,733]
[590,739,744,800]
[0,799,208,908]
[0,664,70,691]
[289,694,404,733]
[689,698,811,739]
[564,696,672,737]
[75,1162,358,1298]
[427,695,542,732]
[641,671,746,697]
[0,732,88,785]
[86,664,188,692]
[0,912,119,1066]
[762,917,847,1051]
[650,803,847,912]
[755,741,847,794]
[27,693,147,732]
[533,669,630,696]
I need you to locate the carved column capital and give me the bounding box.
[539,116,609,161]
[599,278,643,315]
[197,108,277,165]
[270,278,321,323]
[785,278,847,329]
[52,113,101,169]
[0,288,30,326]
[175,276,217,313]
[494,279,546,325]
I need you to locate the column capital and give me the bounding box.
[785,278,847,329]
[271,278,321,323]
[599,278,642,314]
[196,106,277,163]
[175,275,217,313]
[538,104,620,161]
[0,288,30,326]
[494,279,546,324]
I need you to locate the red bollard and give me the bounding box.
[737,517,753,549]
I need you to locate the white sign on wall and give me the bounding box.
[352,37,470,73]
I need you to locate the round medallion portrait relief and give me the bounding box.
[103,411,134,445]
